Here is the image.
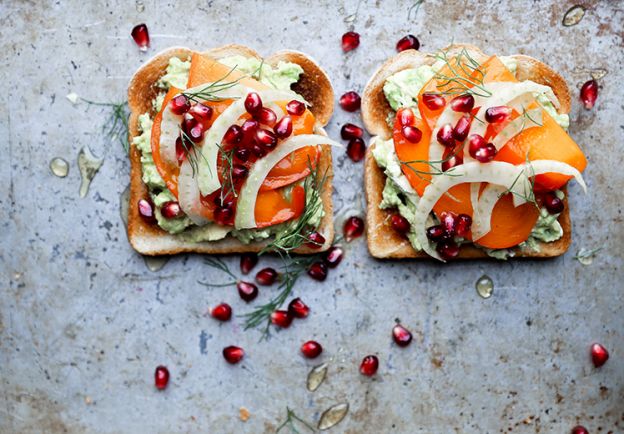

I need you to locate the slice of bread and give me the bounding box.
[361,43,573,259]
[127,45,335,256]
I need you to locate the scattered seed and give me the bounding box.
[562,5,585,27]
[307,363,328,392]
[475,275,494,299]
[66,92,79,104]
[318,402,349,430]
[239,407,250,422]
[590,68,608,80]
[50,157,69,178]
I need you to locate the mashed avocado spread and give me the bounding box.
[374,56,567,258]
[133,55,314,242]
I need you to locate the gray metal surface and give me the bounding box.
[1,1,623,433]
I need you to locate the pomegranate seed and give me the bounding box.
[190,103,213,126]
[442,154,463,172]
[485,106,512,123]
[214,207,233,225]
[244,92,262,115]
[396,34,420,52]
[237,281,259,302]
[341,31,360,52]
[468,134,497,162]
[211,303,232,321]
[271,310,293,328]
[256,107,277,127]
[182,116,204,143]
[341,123,364,140]
[571,426,589,434]
[301,341,323,358]
[224,124,242,145]
[344,216,364,242]
[426,225,446,242]
[347,138,366,162]
[591,343,609,367]
[286,100,305,116]
[131,23,150,51]
[240,253,258,274]
[169,94,190,115]
[422,93,445,111]
[223,346,244,364]
[391,214,410,234]
[154,365,170,390]
[306,232,326,249]
[436,240,460,260]
[453,115,472,141]
[392,324,413,347]
[232,164,248,180]
[580,79,598,109]
[360,355,379,376]
[255,128,277,149]
[251,144,266,158]
[450,94,475,113]
[161,201,182,219]
[398,108,415,126]
[339,91,361,112]
[307,261,328,281]
[234,147,250,162]
[544,192,564,214]
[256,267,278,285]
[439,211,457,235]
[272,116,292,139]
[324,246,344,268]
[138,198,156,223]
[455,214,472,238]
[240,119,259,146]
[401,125,422,143]
[175,137,186,163]
[288,298,310,318]
[436,124,455,147]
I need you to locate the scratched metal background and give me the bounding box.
[1,0,623,433]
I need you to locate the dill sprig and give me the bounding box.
[178,127,209,177]
[81,98,130,152]
[198,257,239,287]
[407,0,424,20]
[399,148,464,180]
[431,48,492,98]
[276,407,316,434]
[497,156,539,208]
[217,145,238,206]
[182,65,244,103]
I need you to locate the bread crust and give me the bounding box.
[362,43,574,259]
[127,45,334,256]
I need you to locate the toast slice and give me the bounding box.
[127,45,335,256]
[361,43,573,259]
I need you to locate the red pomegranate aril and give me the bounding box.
[453,115,472,141]
[339,91,361,112]
[571,426,589,434]
[306,232,326,249]
[190,103,213,126]
[591,343,609,368]
[392,324,413,347]
[341,31,360,52]
[455,214,472,238]
[138,198,156,223]
[360,355,379,376]
[401,125,423,143]
[324,246,344,268]
[288,297,310,318]
[396,34,420,52]
[468,134,497,162]
[232,164,248,180]
[301,341,323,359]
[211,303,232,321]
[344,216,364,241]
[223,346,244,364]
[439,211,457,235]
[256,267,278,286]
[422,93,446,111]
[442,154,463,172]
[161,201,182,219]
[450,94,475,113]
[391,214,410,234]
[426,225,446,242]
[437,124,455,147]
[169,94,190,115]
[224,124,242,145]
[183,116,204,143]
[485,106,512,123]
[347,138,366,162]
[131,23,150,51]
[214,207,233,225]
[398,108,416,126]
[240,252,258,275]
[251,144,266,158]
[580,79,598,109]
[256,129,277,149]
[274,116,293,139]
[256,107,277,127]
[271,310,293,328]
[240,120,259,145]
[234,146,250,162]
[543,192,564,214]
[341,123,364,140]
[244,92,262,115]
[154,365,170,390]
[237,281,259,302]
[175,137,186,163]
[286,100,305,116]
[436,240,460,260]
[307,261,328,281]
